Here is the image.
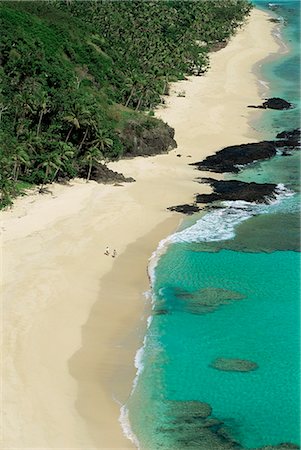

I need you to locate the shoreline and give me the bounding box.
[0,8,280,450]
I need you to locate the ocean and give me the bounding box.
[124,1,300,448]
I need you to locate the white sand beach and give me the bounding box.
[0,9,280,449]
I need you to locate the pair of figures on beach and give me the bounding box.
[104,246,117,258]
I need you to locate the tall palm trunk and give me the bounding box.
[13,161,19,182]
[78,128,88,153]
[125,86,135,107]
[65,125,74,142]
[41,165,50,189]
[86,159,92,182]
[37,110,44,136]
[52,166,60,182]
[162,75,169,95]
[135,92,144,111]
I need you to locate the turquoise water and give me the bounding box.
[126,2,300,448]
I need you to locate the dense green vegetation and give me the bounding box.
[0,0,252,208]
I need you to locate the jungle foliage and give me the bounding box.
[0,0,252,207]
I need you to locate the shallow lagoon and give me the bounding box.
[127,1,300,448]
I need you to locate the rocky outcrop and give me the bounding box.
[276,128,301,151]
[248,97,294,110]
[167,204,201,215]
[276,129,300,141]
[120,118,177,157]
[268,18,283,23]
[190,130,299,174]
[195,179,277,204]
[190,141,276,173]
[79,162,135,184]
[273,128,301,155]
[210,358,258,372]
[211,41,228,52]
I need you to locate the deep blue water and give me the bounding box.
[126,2,300,448]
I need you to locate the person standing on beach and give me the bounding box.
[104,246,110,255]
[112,249,117,258]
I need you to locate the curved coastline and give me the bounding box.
[0,7,281,450]
[123,7,284,448]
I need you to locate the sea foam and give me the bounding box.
[164,184,294,245]
[119,405,140,448]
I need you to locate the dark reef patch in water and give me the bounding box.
[159,400,242,449]
[176,287,245,313]
[191,212,300,254]
[210,358,258,372]
[254,444,300,449]
[155,287,246,316]
[155,399,299,449]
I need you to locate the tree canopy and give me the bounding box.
[0,0,252,207]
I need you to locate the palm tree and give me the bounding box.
[36,97,49,136]
[91,129,113,156]
[0,154,15,207]
[0,102,8,123]
[77,115,96,154]
[12,144,31,182]
[38,152,61,187]
[63,111,81,142]
[82,146,103,182]
[0,178,14,208]
[63,100,93,146]
[51,143,74,181]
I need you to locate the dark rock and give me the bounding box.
[190,141,276,173]
[248,97,294,110]
[275,129,300,151]
[57,176,71,184]
[196,179,277,204]
[210,358,258,372]
[120,118,177,157]
[79,162,135,184]
[167,204,201,215]
[276,129,300,141]
[268,18,283,23]
[211,41,228,52]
